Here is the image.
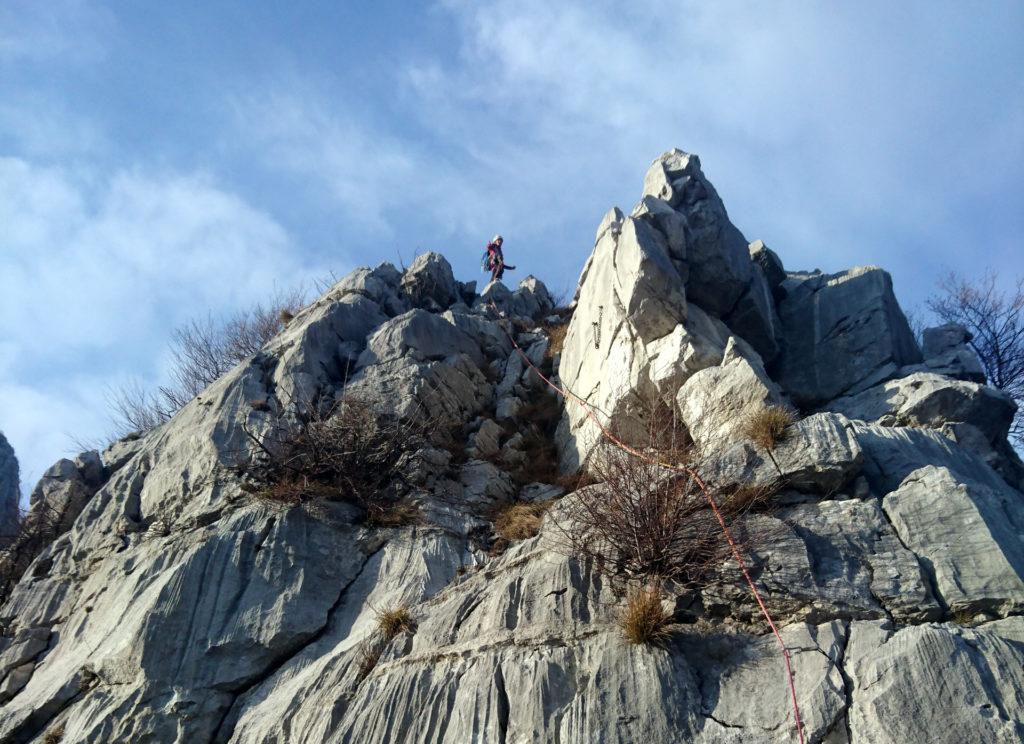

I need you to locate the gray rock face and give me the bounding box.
[723,264,782,363]
[400,252,459,311]
[883,466,1024,616]
[0,433,19,536]
[748,239,786,294]
[903,322,986,382]
[641,149,752,316]
[4,149,1024,743]
[846,618,1024,744]
[676,338,784,452]
[775,267,923,408]
[826,371,1017,444]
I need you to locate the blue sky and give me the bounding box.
[1,0,1022,498]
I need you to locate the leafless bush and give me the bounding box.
[928,270,1024,444]
[560,408,769,587]
[0,501,65,607]
[109,287,306,438]
[239,395,425,523]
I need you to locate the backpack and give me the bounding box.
[480,249,491,273]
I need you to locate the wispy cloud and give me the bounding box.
[0,157,327,497]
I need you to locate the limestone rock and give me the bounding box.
[775,267,922,408]
[883,465,1024,616]
[723,264,782,362]
[557,207,687,470]
[748,239,786,294]
[826,372,1017,444]
[641,149,752,315]
[676,338,784,452]
[846,618,1024,743]
[400,252,459,311]
[357,309,483,369]
[0,433,19,536]
[900,322,986,382]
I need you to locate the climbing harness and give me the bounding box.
[490,302,806,744]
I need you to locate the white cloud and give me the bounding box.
[0,0,114,64]
[0,157,329,493]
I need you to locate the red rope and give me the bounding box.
[498,305,806,743]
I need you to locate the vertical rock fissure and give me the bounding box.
[211,540,387,743]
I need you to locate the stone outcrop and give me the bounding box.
[2,150,1022,743]
[0,433,19,536]
[774,267,923,407]
[826,371,1017,444]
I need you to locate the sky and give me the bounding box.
[1,0,1022,500]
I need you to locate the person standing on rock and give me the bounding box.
[485,235,515,282]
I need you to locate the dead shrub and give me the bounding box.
[239,395,424,522]
[0,501,65,607]
[741,404,794,451]
[619,585,674,646]
[42,724,65,744]
[560,408,759,587]
[376,606,416,640]
[109,286,306,437]
[355,643,382,684]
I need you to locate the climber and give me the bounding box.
[484,234,515,282]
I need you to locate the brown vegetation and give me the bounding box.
[494,500,552,542]
[541,321,569,358]
[741,404,794,451]
[559,408,762,588]
[240,395,423,523]
[0,501,64,608]
[376,606,416,640]
[42,724,65,744]
[619,585,674,646]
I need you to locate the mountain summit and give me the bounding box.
[1,150,1022,743]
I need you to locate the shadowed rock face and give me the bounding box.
[0,433,19,536]
[2,155,1023,743]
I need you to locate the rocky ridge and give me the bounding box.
[0,149,1022,743]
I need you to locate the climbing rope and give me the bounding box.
[494,304,806,744]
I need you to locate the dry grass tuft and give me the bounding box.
[376,606,416,640]
[494,500,553,542]
[42,725,65,744]
[279,308,295,324]
[619,586,674,646]
[720,483,778,514]
[364,501,420,528]
[249,398,271,412]
[742,404,794,450]
[355,643,382,683]
[541,322,569,358]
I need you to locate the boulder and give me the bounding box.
[846,618,1024,744]
[640,149,752,315]
[883,465,1024,616]
[774,266,923,407]
[332,263,409,317]
[676,338,784,452]
[701,412,863,494]
[900,322,986,382]
[400,252,459,311]
[826,372,1017,444]
[475,275,554,321]
[357,309,484,369]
